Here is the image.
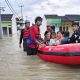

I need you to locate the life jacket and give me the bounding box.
[23,28,29,39]
[26,26,40,46]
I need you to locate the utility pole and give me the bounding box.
[25,16,27,19]
[19,5,24,19]
[0,7,5,39]
[19,5,24,27]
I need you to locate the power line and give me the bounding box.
[5,0,15,14]
[15,0,24,17]
[5,0,17,14]
[5,0,18,15]
[15,0,24,16]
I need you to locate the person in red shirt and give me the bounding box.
[19,20,30,52]
[26,16,44,55]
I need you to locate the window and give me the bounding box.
[63,27,65,31]
[9,28,12,34]
[66,26,68,31]
[3,27,7,35]
[59,26,62,32]
[51,26,55,32]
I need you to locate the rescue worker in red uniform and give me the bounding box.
[26,17,44,55]
[19,20,30,52]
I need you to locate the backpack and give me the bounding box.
[26,26,39,45]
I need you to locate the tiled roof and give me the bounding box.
[59,16,69,21]
[45,15,59,19]
[65,15,80,21]
[44,15,80,21]
[1,14,13,21]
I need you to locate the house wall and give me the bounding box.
[0,14,16,38]
[0,22,12,38]
[55,26,59,33]
[42,17,61,38]
[0,26,3,39]
[61,21,73,36]
[1,22,12,27]
[75,21,80,26]
[46,18,61,33]
[44,15,80,37]
[1,21,12,37]
[12,15,17,35]
[40,16,47,38]
[44,17,74,36]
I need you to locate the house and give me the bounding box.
[44,15,61,32]
[0,14,17,38]
[61,15,80,34]
[1,14,13,37]
[44,14,80,35]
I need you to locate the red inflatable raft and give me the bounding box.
[38,43,80,65]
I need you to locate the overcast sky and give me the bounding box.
[1,0,80,22]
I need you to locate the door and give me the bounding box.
[2,27,7,36]
[9,27,12,35]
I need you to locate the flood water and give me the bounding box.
[0,34,80,80]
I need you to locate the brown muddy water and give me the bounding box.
[0,34,80,80]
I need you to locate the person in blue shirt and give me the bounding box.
[61,31,70,44]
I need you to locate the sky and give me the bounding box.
[0,0,80,23]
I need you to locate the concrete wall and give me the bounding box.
[55,26,59,33]
[12,15,17,35]
[0,26,3,39]
[40,16,47,38]
[40,16,80,38]
[46,18,61,33]
[0,15,17,38]
[62,21,72,36]
[1,22,12,27]
[1,21,12,37]
[0,22,12,38]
